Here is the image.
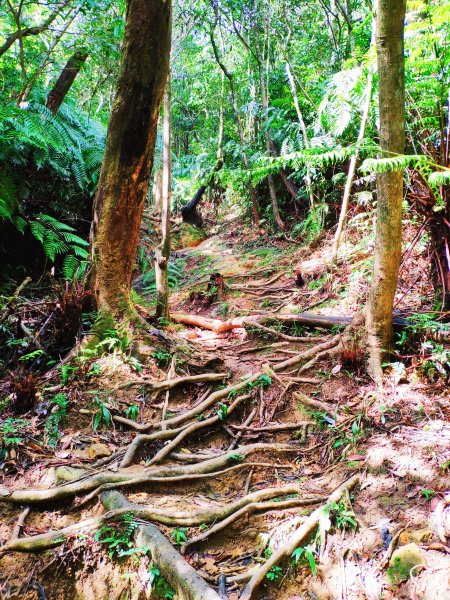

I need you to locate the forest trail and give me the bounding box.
[1,231,450,600]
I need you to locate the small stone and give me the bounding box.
[388,543,426,584]
[88,443,111,459]
[399,528,433,545]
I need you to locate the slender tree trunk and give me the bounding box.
[331,71,373,261]
[257,57,285,230]
[90,0,171,321]
[365,0,406,381]
[209,27,259,225]
[285,61,315,209]
[46,49,89,114]
[155,76,171,322]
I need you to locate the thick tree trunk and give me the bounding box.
[90,0,171,321]
[155,77,171,322]
[46,49,88,114]
[365,0,406,381]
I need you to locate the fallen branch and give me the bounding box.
[238,474,360,600]
[0,277,32,324]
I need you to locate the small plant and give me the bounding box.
[387,555,415,584]
[124,404,139,421]
[217,403,228,420]
[148,565,175,598]
[152,350,171,367]
[229,452,243,462]
[0,418,29,447]
[95,512,139,558]
[291,545,317,575]
[170,527,188,545]
[44,393,69,447]
[329,500,357,530]
[92,397,112,431]
[59,363,78,385]
[266,565,283,581]
[421,488,435,500]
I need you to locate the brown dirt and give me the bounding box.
[1,218,450,599]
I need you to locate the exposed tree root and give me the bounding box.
[114,372,227,391]
[79,461,295,506]
[294,392,336,418]
[182,495,325,552]
[101,491,221,600]
[229,422,311,432]
[0,486,310,554]
[0,444,297,504]
[238,474,360,599]
[119,393,251,467]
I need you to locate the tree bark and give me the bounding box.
[155,76,172,322]
[365,0,406,381]
[90,0,171,321]
[45,49,89,114]
[331,71,373,261]
[209,25,259,224]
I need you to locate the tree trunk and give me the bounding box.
[257,56,285,230]
[331,71,373,261]
[209,26,259,225]
[181,160,223,224]
[285,61,315,209]
[90,0,171,322]
[365,0,406,381]
[46,49,89,114]
[155,76,171,322]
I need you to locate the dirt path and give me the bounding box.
[1,234,450,600]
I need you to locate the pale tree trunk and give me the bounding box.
[331,71,373,261]
[365,0,406,382]
[152,165,163,213]
[155,76,171,322]
[285,61,315,210]
[209,27,259,224]
[257,55,285,230]
[91,0,171,322]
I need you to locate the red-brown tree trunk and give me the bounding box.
[46,49,89,114]
[91,0,171,322]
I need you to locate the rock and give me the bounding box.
[388,543,426,584]
[88,443,111,459]
[399,528,433,545]
[55,466,85,483]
